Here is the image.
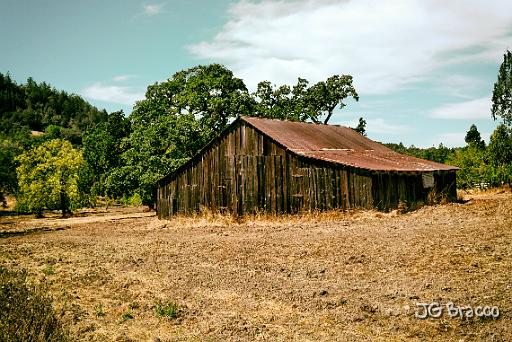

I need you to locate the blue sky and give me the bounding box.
[1,0,511,147]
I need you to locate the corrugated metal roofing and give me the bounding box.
[241,116,458,172]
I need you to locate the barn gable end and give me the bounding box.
[156,117,457,218]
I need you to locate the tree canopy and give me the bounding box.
[82,111,130,196]
[251,75,359,124]
[0,74,110,209]
[16,139,86,217]
[114,65,363,207]
[5,63,510,211]
[110,64,253,206]
[18,65,509,210]
[487,124,512,167]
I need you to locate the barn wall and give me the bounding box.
[288,158,373,212]
[371,170,457,211]
[157,121,289,218]
[157,122,457,218]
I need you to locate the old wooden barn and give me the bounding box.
[156,116,458,218]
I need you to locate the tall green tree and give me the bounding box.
[492,50,512,126]
[83,111,130,196]
[465,124,485,149]
[353,117,367,136]
[487,124,512,167]
[16,139,86,217]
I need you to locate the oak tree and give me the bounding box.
[113,64,253,207]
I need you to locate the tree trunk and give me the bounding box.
[323,109,334,124]
[60,190,70,217]
[60,176,70,218]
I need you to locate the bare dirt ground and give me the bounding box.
[0,190,511,341]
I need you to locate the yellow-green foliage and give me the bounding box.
[16,139,84,216]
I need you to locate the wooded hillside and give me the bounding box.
[0,73,108,144]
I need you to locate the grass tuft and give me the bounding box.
[119,312,134,324]
[42,263,55,276]
[154,300,180,319]
[95,304,105,317]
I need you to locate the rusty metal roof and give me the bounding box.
[242,116,458,172]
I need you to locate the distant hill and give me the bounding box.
[0,73,108,144]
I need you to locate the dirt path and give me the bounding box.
[0,207,155,235]
[0,192,511,341]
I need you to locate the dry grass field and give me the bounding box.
[0,190,511,341]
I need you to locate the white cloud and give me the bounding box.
[436,75,484,99]
[189,0,512,94]
[337,117,409,135]
[431,132,465,148]
[113,75,134,82]
[432,130,493,147]
[81,82,144,106]
[143,3,164,16]
[366,118,409,135]
[430,97,491,120]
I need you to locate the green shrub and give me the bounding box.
[95,304,105,317]
[447,145,512,189]
[42,264,55,276]
[154,300,180,319]
[116,192,143,206]
[125,192,142,206]
[446,145,486,189]
[119,312,134,324]
[0,266,70,341]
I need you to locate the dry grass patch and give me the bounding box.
[0,266,71,341]
[0,192,511,341]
